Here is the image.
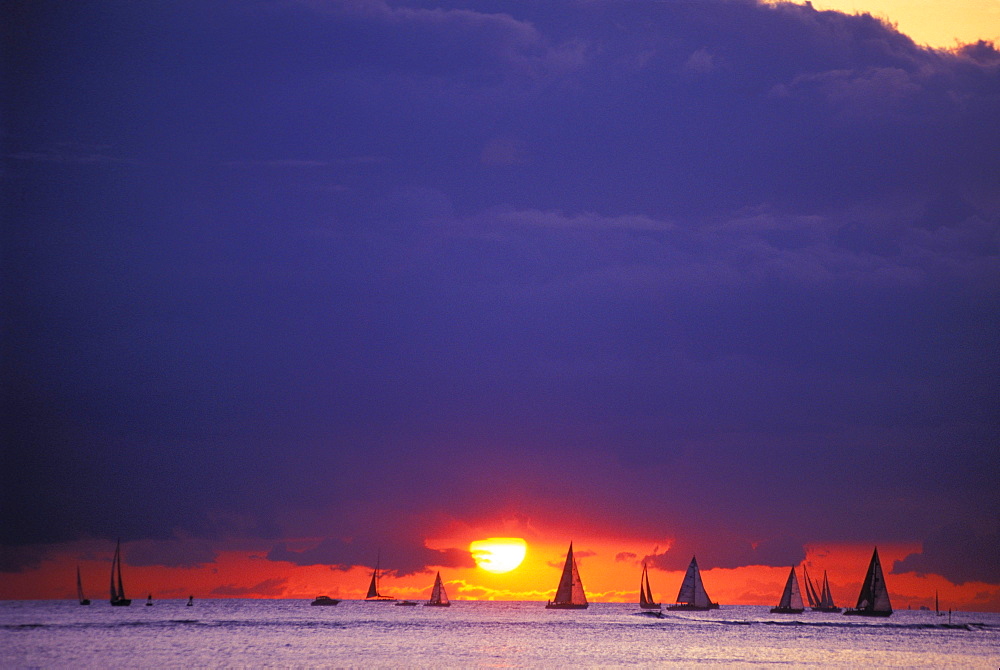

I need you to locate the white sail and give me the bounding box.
[844,547,892,616]
[869,550,892,613]
[776,567,804,610]
[675,556,712,608]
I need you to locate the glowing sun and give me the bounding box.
[469,537,528,573]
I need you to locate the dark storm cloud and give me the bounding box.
[125,537,218,569]
[267,538,474,576]
[3,0,998,576]
[893,524,1000,585]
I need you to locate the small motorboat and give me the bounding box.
[310,595,341,606]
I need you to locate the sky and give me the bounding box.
[2,0,999,610]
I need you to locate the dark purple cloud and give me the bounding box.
[3,0,998,577]
[267,538,474,576]
[893,524,1000,585]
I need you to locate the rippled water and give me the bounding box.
[3,600,998,667]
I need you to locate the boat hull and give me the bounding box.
[770,607,804,614]
[79,599,91,606]
[666,603,719,611]
[364,597,398,602]
[640,603,662,610]
[424,602,451,607]
[310,597,340,606]
[546,602,589,609]
[843,608,892,617]
[110,599,131,606]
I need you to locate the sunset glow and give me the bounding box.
[769,0,1000,47]
[469,538,528,574]
[5,0,998,623]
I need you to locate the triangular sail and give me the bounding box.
[77,566,86,603]
[116,544,126,601]
[819,571,836,609]
[676,556,712,607]
[854,548,892,613]
[776,567,804,609]
[366,563,382,599]
[109,542,120,602]
[552,543,587,606]
[802,565,820,608]
[429,572,449,605]
[639,563,659,608]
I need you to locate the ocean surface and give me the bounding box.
[2,599,998,668]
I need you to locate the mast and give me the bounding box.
[868,548,891,613]
[783,568,804,609]
[845,547,892,616]
[116,541,126,601]
[428,572,449,606]
[820,571,836,609]
[639,562,659,608]
[677,555,712,607]
[547,542,588,608]
[109,543,119,602]
[77,565,89,605]
[802,565,820,608]
[366,557,381,599]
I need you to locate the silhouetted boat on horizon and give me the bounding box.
[546,542,588,609]
[109,539,131,606]
[843,547,892,617]
[814,570,841,612]
[639,562,660,610]
[770,567,805,613]
[425,571,451,607]
[77,566,90,605]
[310,595,340,606]
[666,556,719,610]
[364,554,396,602]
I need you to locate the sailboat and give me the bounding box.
[802,565,820,609]
[109,539,131,606]
[545,542,588,609]
[815,570,841,612]
[666,556,719,610]
[364,555,396,602]
[639,562,660,610]
[843,547,892,617]
[77,566,90,605]
[770,567,805,613]
[424,571,451,607]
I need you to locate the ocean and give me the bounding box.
[2,600,998,668]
